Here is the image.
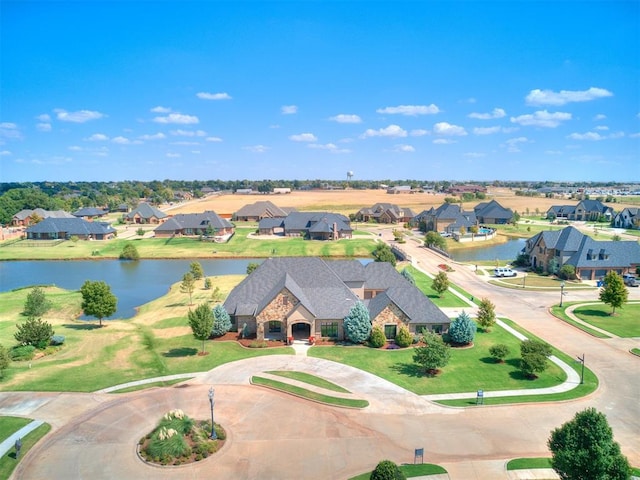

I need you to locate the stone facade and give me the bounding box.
[372,304,408,330]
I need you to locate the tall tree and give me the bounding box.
[80,280,117,327]
[189,261,204,280]
[599,271,628,315]
[448,311,477,345]
[372,243,396,266]
[548,408,631,480]
[180,272,196,306]
[188,303,214,355]
[23,286,52,319]
[424,231,446,250]
[119,243,140,260]
[413,331,450,375]
[520,339,552,379]
[211,304,232,337]
[343,301,371,343]
[431,271,449,297]
[476,298,496,332]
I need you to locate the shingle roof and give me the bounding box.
[125,203,167,220]
[235,201,289,218]
[154,211,233,232]
[73,207,108,217]
[282,212,352,233]
[13,209,74,220]
[26,217,115,236]
[368,286,450,325]
[474,200,513,220]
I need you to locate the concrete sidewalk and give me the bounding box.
[0,420,44,457]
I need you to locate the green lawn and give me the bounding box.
[403,265,470,308]
[572,302,640,337]
[506,458,552,470]
[0,417,32,442]
[550,303,611,338]
[251,376,368,408]
[349,463,447,479]
[265,370,350,393]
[0,423,51,480]
[310,322,566,396]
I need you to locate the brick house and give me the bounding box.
[25,217,116,240]
[355,203,415,224]
[153,211,234,239]
[124,203,168,224]
[11,209,74,227]
[546,199,614,221]
[413,203,477,233]
[613,208,639,230]
[233,201,292,222]
[258,212,352,240]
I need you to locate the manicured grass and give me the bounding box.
[572,302,640,337]
[0,417,32,442]
[631,348,640,356]
[403,265,470,308]
[310,322,566,396]
[497,275,592,290]
[110,377,193,393]
[0,423,51,480]
[349,463,447,479]
[550,304,611,338]
[265,370,350,393]
[506,457,552,470]
[251,376,369,408]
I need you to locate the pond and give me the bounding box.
[0,259,262,320]
[448,238,526,263]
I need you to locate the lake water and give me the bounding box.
[0,259,261,320]
[449,238,526,263]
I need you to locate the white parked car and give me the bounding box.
[494,267,517,277]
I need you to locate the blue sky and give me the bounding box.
[1,1,638,182]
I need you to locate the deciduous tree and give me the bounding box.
[80,280,117,327]
[413,332,450,375]
[189,261,204,280]
[370,459,406,480]
[119,243,140,260]
[489,344,510,363]
[520,339,552,378]
[424,231,446,250]
[180,272,196,306]
[23,286,51,319]
[599,271,628,315]
[431,271,449,297]
[188,303,214,355]
[343,301,371,343]
[476,298,496,332]
[372,243,396,266]
[0,345,10,378]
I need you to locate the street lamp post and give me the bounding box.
[576,354,585,384]
[559,281,565,307]
[522,273,526,289]
[208,387,217,440]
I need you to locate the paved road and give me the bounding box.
[3,229,639,479]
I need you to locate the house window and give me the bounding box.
[384,324,397,339]
[268,321,282,333]
[431,324,443,334]
[282,296,289,306]
[320,322,338,338]
[413,324,428,335]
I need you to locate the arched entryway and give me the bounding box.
[291,322,311,340]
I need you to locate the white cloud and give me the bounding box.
[504,136,529,152]
[433,122,467,136]
[410,129,429,137]
[394,144,415,152]
[166,152,181,158]
[629,132,640,138]
[510,110,571,128]
[86,133,109,141]
[289,133,318,142]
[196,92,232,100]
[525,87,613,106]
[473,126,502,135]
[330,114,362,124]
[36,123,52,132]
[0,123,23,140]
[376,104,441,116]
[0,150,11,156]
[112,136,134,144]
[68,146,82,151]
[139,132,166,140]
[206,136,223,142]
[464,152,486,158]
[433,138,455,144]
[362,124,407,138]
[468,108,506,120]
[191,150,201,154]
[593,114,607,121]
[170,129,207,137]
[594,125,609,131]
[568,131,624,141]
[281,105,298,115]
[36,114,51,122]
[243,145,269,153]
[308,143,350,154]
[170,141,200,146]
[0,122,17,129]
[545,150,563,155]
[153,113,199,124]
[151,106,171,113]
[54,109,105,123]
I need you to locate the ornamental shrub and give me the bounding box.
[50,335,66,346]
[448,311,477,345]
[395,325,413,348]
[369,325,386,348]
[10,345,36,361]
[211,304,232,337]
[370,459,406,480]
[343,301,371,343]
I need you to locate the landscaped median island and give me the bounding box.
[349,462,448,479]
[0,420,51,480]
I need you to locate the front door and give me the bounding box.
[291,322,311,340]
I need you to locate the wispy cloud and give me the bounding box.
[308,143,350,153]
[0,123,22,140]
[139,132,166,140]
[468,108,506,120]
[36,123,52,132]
[153,113,199,124]
[243,145,269,153]
[362,124,407,138]
[473,126,502,135]
[330,114,362,124]
[525,87,613,106]
[593,114,607,121]
[166,152,181,158]
[464,152,486,158]
[54,109,105,123]
[281,105,298,115]
[567,131,624,141]
[433,138,455,145]
[85,133,109,141]
[196,92,232,100]
[289,133,318,142]
[151,106,171,113]
[504,136,530,152]
[170,129,207,137]
[206,136,223,142]
[0,150,12,156]
[510,110,571,128]
[112,136,141,145]
[36,114,51,122]
[433,122,467,136]
[376,104,440,116]
[394,144,415,152]
[410,129,429,137]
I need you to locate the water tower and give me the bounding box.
[347,170,354,182]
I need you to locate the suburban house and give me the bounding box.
[613,208,639,230]
[72,207,109,220]
[523,226,640,280]
[223,257,451,341]
[413,203,477,234]
[546,199,614,222]
[386,185,413,194]
[153,211,234,239]
[473,200,513,224]
[355,203,415,224]
[258,212,352,240]
[233,201,292,222]
[11,209,74,227]
[25,217,116,240]
[124,203,168,224]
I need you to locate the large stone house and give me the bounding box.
[258,212,352,240]
[355,203,415,224]
[25,217,116,240]
[413,203,477,233]
[124,203,168,224]
[153,211,234,239]
[11,209,74,227]
[473,200,513,224]
[613,208,639,230]
[72,207,109,220]
[223,257,451,341]
[233,201,292,222]
[546,199,614,222]
[523,226,640,280]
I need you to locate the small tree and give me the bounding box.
[372,243,396,266]
[15,317,54,349]
[599,271,628,315]
[188,303,214,355]
[520,339,552,378]
[211,304,232,337]
[369,325,386,348]
[424,231,446,250]
[558,264,576,280]
[246,262,260,275]
[211,286,223,302]
[343,301,371,343]
[431,271,449,297]
[395,325,413,348]
[204,277,212,290]
[489,344,510,363]
[548,408,631,480]
[476,298,496,332]
[23,286,51,319]
[180,272,196,306]
[370,459,407,480]
[400,268,415,285]
[547,257,559,275]
[189,261,204,280]
[413,331,450,375]
[448,311,476,345]
[80,280,117,327]
[0,345,10,378]
[119,243,140,260]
